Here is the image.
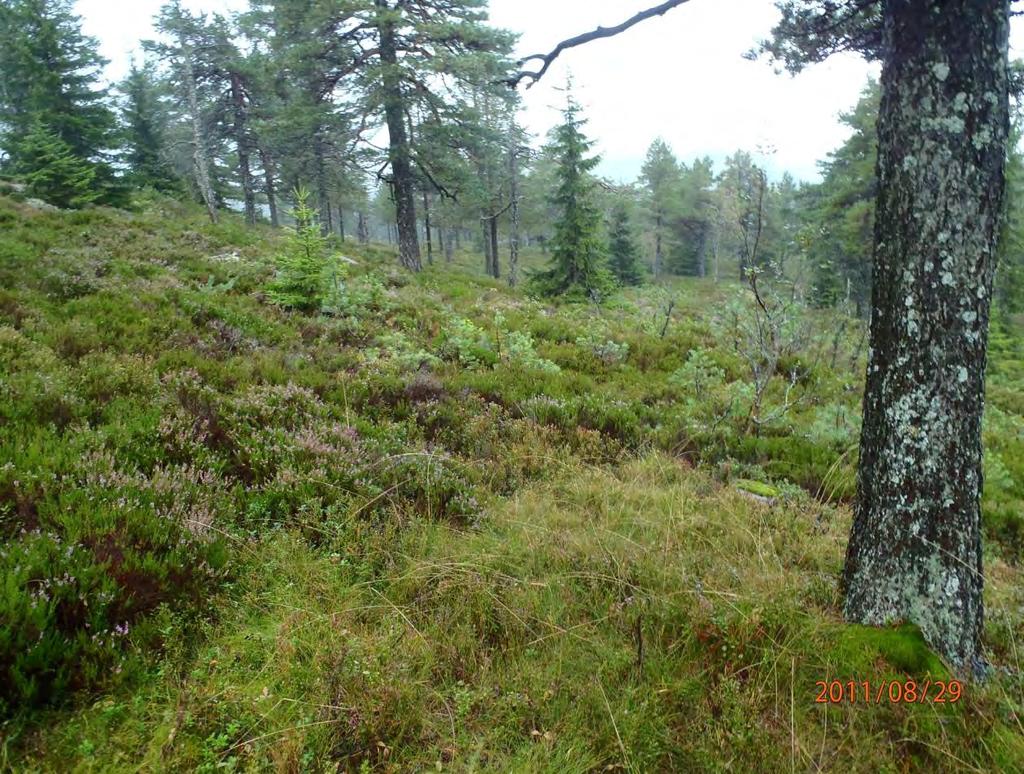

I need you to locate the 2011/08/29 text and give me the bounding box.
[814,679,963,704]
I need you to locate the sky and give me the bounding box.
[74,0,1023,183]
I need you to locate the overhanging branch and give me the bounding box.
[507,0,691,89]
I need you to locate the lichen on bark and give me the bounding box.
[842,0,1010,671]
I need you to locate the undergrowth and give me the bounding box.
[1,194,1022,771]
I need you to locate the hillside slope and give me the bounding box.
[1,195,1024,771]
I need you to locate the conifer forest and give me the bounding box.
[3,0,1024,771]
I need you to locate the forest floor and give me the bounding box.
[2,193,1024,772]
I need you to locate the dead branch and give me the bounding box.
[507,0,692,89]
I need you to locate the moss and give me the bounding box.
[829,623,950,678]
[735,478,781,498]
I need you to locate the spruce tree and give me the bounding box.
[120,61,180,193]
[268,187,328,311]
[15,123,98,208]
[0,0,115,165]
[608,200,645,286]
[530,93,613,300]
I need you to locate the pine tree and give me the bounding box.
[766,0,1011,669]
[639,139,682,277]
[530,93,613,300]
[15,123,98,208]
[363,0,516,271]
[608,200,645,286]
[148,1,223,222]
[669,156,715,277]
[120,61,180,192]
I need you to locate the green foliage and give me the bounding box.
[574,330,630,366]
[0,0,116,166]
[997,120,1024,314]
[734,478,780,498]
[14,123,99,209]
[639,137,681,277]
[267,187,328,311]
[806,80,878,314]
[669,347,726,400]
[607,199,645,285]
[119,61,180,193]
[530,94,615,300]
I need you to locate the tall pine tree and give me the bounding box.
[639,139,682,277]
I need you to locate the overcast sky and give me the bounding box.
[75,0,1023,183]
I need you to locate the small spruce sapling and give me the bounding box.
[268,187,327,312]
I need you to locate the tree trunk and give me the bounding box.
[696,222,707,278]
[358,211,369,244]
[509,137,521,288]
[313,135,332,235]
[338,205,345,242]
[489,215,500,279]
[376,0,421,270]
[445,228,454,263]
[182,45,217,224]
[843,0,1010,671]
[422,189,433,265]
[653,213,662,277]
[481,218,492,274]
[712,222,721,282]
[229,72,256,226]
[259,146,279,227]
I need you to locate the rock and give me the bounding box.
[734,478,780,506]
[24,198,59,212]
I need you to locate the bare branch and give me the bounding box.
[507,0,691,89]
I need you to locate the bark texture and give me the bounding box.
[489,216,500,279]
[653,214,663,277]
[422,189,433,264]
[314,135,332,236]
[182,46,217,224]
[357,211,370,244]
[376,0,421,271]
[843,0,1010,670]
